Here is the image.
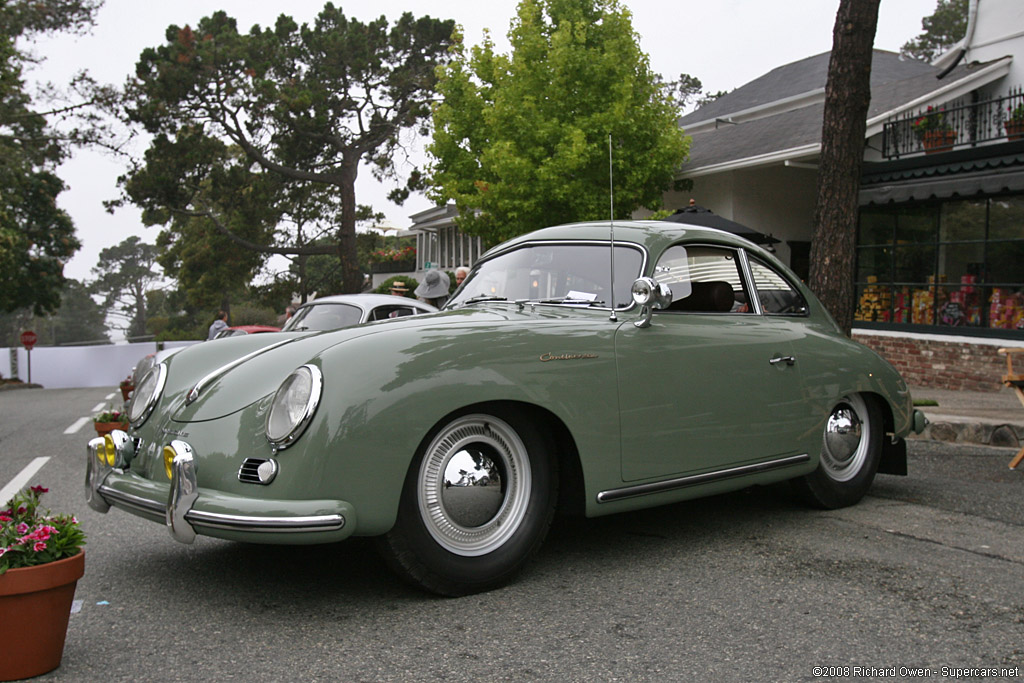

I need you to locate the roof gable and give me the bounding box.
[680,50,936,128]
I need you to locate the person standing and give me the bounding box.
[415,270,451,308]
[207,310,228,339]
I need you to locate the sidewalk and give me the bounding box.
[908,384,1024,449]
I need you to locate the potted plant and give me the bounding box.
[912,106,956,153]
[93,408,129,436]
[368,245,417,274]
[1006,104,1024,141]
[0,485,86,680]
[119,376,134,402]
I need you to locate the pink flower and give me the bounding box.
[0,513,11,523]
[16,522,29,535]
[16,506,26,515]
[33,541,46,552]
[30,486,48,494]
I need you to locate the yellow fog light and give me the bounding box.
[101,435,117,466]
[163,445,176,480]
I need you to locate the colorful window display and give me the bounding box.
[856,197,1024,335]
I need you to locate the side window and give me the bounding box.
[748,257,808,315]
[654,245,751,313]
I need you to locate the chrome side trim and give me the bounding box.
[97,484,165,517]
[185,510,345,533]
[736,248,763,316]
[597,453,810,503]
[187,339,293,405]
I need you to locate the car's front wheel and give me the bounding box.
[378,410,557,596]
[792,393,882,509]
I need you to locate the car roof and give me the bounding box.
[227,325,280,333]
[484,220,773,262]
[294,293,437,313]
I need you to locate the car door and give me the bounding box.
[615,244,816,482]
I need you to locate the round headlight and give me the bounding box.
[128,363,167,427]
[266,365,323,451]
[132,353,156,387]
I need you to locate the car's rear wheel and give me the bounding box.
[792,393,882,509]
[378,410,557,596]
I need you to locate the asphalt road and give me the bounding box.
[2,387,1022,682]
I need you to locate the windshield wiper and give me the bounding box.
[460,295,509,306]
[532,297,605,306]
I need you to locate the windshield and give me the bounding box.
[447,243,644,309]
[281,302,362,331]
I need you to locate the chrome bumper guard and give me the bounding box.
[85,436,113,513]
[86,435,347,544]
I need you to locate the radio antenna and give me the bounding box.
[608,134,617,322]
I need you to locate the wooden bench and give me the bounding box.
[998,347,1024,469]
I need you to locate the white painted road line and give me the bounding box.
[64,417,91,435]
[91,402,107,413]
[0,457,51,505]
[105,393,117,400]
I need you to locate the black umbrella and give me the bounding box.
[663,205,780,248]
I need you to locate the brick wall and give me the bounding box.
[852,331,1019,392]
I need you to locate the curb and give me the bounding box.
[908,419,1023,448]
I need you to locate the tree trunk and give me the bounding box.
[809,0,880,337]
[337,160,362,294]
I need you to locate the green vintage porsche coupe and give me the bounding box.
[86,220,925,595]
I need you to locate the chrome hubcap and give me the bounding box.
[418,415,531,556]
[821,395,868,482]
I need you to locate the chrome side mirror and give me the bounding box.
[631,277,672,328]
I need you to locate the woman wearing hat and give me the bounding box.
[415,269,450,308]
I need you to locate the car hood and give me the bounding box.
[169,308,533,422]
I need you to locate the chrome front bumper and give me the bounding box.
[86,433,351,545]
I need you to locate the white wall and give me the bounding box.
[4,341,197,389]
[969,0,1024,88]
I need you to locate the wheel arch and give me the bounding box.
[413,399,586,518]
[862,391,908,476]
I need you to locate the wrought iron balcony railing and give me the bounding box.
[882,87,1024,159]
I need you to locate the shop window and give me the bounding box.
[893,244,936,282]
[990,197,1024,239]
[940,200,987,242]
[894,205,937,243]
[855,196,1024,335]
[859,209,895,246]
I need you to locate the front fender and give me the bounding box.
[297,311,623,535]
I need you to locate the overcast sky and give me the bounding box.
[25,0,941,283]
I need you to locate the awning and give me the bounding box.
[860,167,1024,205]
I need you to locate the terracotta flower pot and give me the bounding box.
[922,129,956,154]
[120,384,133,402]
[0,551,85,681]
[94,421,129,436]
[1005,120,1024,141]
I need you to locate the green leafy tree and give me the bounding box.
[0,0,107,315]
[51,279,109,344]
[0,278,108,347]
[659,73,726,113]
[89,236,162,341]
[901,0,967,63]
[120,5,455,294]
[428,0,688,245]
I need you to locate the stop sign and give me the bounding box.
[20,330,37,351]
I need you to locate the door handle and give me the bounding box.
[769,356,796,366]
